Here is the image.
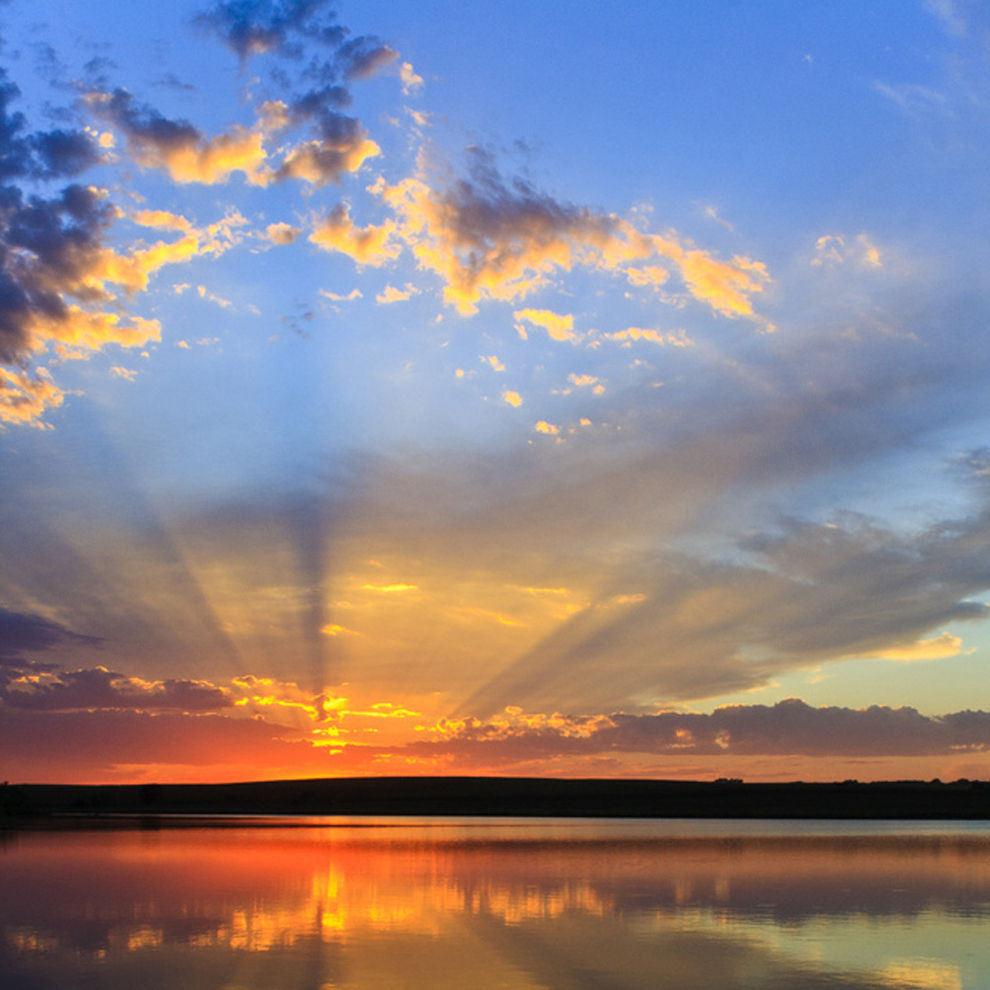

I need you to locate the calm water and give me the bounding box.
[3,817,990,989]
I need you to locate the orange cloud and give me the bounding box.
[309,204,399,265]
[373,153,770,322]
[851,632,967,662]
[0,366,66,428]
[376,282,418,304]
[513,308,578,342]
[275,135,380,186]
[266,222,300,245]
[606,327,694,347]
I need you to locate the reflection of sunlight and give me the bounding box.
[6,828,990,990]
[879,960,962,990]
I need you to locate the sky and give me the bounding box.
[2,0,990,784]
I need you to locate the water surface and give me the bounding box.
[3,817,990,989]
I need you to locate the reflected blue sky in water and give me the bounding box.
[3,820,990,989]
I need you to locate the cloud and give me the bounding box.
[265,221,300,245]
[309,203,398,264]
[195,0,348,61]
[0,607,97,663]
[273,130,380,185]
[502,389,523,407]
[605,327,694,347]
[90,81,381,189]
[0,66,259,426]
[89,88,270,185]
[194,1,392,188]
[375,148,771,320]
[0,71,100,182]
[375,282,418,304]
[196,0,394,76]
[1,665,232,712]
[0,366,67,427]
[196,285,234,310]
[514,308,578,342]
[319,287,362,302]
[400,61,424,95]
[411,698,990,760]
[851,632,968,662]
[812,233,883,269]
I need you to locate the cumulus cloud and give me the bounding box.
[273,130,379,186]
[309,203,398,264]
[88,88,270,185]
[196,0,392,72]
[0,74,258,424]
[0,71,100,182]
[194,0,392,187]
[375,148,771,320]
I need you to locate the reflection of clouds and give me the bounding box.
[3,829,989,989]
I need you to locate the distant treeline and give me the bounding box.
[3,776,990,824]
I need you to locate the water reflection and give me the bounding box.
[2,819,989,989]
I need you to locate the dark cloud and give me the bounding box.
[0,69,99,182]
[153,72,198,93]
[0,70,110,368]
[1,665,232,712]
[194,0,394,185]
[93,86,200,158]
[0,182,116,360]
[28,128,101,179]
[195,0,346,61]
[194,0,395,75]
[0,606,97,661]
[413,699,990,760]
[334,35,397,81]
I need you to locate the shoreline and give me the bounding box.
[4,776,990,825]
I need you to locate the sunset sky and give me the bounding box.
[3,0,990,784]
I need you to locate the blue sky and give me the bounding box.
[3,0,990,782]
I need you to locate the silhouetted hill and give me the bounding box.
[3,776,990,825]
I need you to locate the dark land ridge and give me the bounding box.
[3,776,990,825]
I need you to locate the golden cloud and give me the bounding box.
[373,157,770,322]
[513,308,579,342]
[0,366,66,428]
[309,203,399,265]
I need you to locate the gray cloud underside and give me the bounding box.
[0,607,98,663]
[194,0,396,78]
[0,664,232,711]
[413,699,990,759]
[0,70,107,362]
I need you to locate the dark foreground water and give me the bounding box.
[3,818,990,989]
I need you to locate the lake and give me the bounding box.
[3,818,990,989]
